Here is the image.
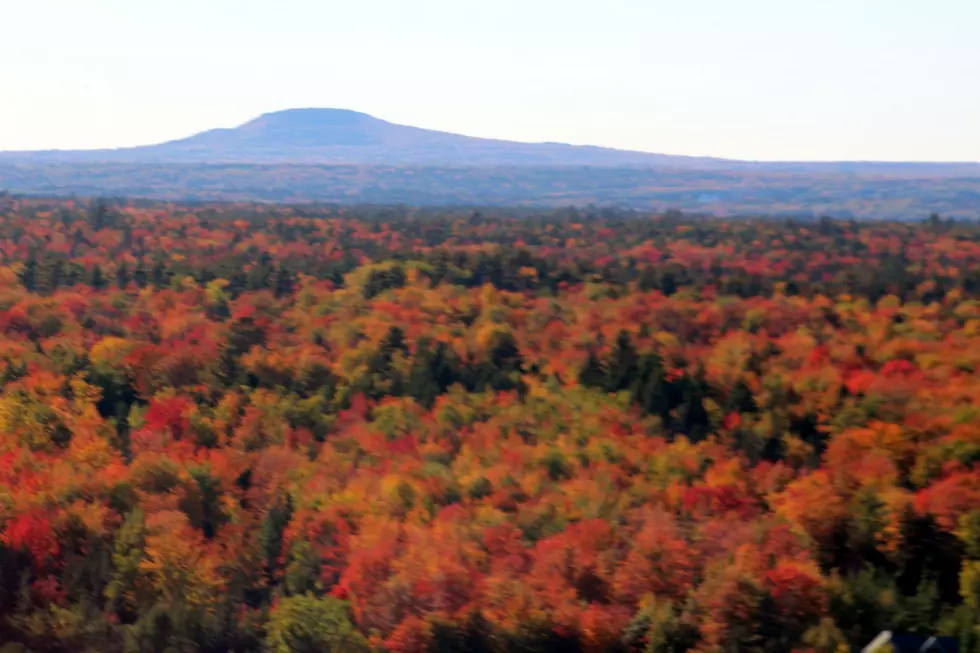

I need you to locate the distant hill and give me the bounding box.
[2,108,978,175]
[1,108,979,219]
[0,108,727,167]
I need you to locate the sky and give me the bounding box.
[1,0,978,162]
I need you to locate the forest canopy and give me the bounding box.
[0,197,978,653]
[2,161,979,221]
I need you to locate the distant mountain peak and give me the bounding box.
[0,108,719,167]
[246,108,381,128]
[261,107,373,117]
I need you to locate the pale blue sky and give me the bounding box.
[2,0,978,161]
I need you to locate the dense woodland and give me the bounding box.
[2,161,980,221]
[0,197,978,653]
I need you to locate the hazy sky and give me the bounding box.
[2,0,978,161]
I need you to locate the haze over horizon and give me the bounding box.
[2,0,979,163]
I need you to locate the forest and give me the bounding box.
[0,197,978,653]
[2,161,980,221]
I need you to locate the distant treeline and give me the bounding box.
[2,161,979,220]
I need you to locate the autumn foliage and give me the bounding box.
[0,197,978,652]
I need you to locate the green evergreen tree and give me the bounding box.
[355,326,409,399]
[133,259,149,288]
[605,330,639,393]
[634,352,670,420]
[728,378,758,414]
[578,350,606,389]
[90,263,107,290]
[259,492,294,585]
[116,261,131,289]
[151,259,169,288]
[408,339,464,407]
[476,330,524,393]
[18,251,37,292]
[679,367,710,441]
[88,198,111,230]
[273,264,294,298]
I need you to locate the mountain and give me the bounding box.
[0,108,728,167]
[3,109,979,175]
[2,108,979,220]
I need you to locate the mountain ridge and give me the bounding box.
[0,108,725,167]
[2,108,979,219]
[5,108,977,173]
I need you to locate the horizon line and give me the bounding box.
[1,107,978,166]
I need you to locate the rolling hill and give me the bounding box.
[0,108,727,167]
[2,108,978,174]
[1,108,978,219]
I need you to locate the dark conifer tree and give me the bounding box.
[578,350,606,389]
[605,330,639,393]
